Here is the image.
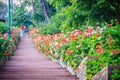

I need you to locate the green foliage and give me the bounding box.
[86,24,120,79]
[0,22,8,34]
[61,39,83,68]
[39,11,66,35]
[0,33,19,59]
[50,12,65,28]
[111,69,120,80]
[49,0,70,11]
[47,2,56,16]
[12,4,29,27]
[39,25,60,35]
[0,35,5,58]
[59,1,86,32]
[48,0,120,32]
[31,22,120,79]
[32,0,45,27]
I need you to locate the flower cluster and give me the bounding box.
[0,28,19,61]
[30,24,120,79]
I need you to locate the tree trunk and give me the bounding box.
[40,0,50,24]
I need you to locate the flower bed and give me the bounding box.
[30,24,120,80]
[0,28,20,67]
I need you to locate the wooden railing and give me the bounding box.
[92,65,120,80]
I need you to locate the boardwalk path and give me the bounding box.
[0,37,78,80]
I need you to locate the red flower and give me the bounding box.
[99,63,103,66]
[108,24,112,27]
[11,34,15,38]
[96,33,101,37]
[108,38,113,45]
[111,50,118,55]
[62,38,69,43]
[96,44,101,49]
[70,30,82,38]
[66,50,73,54]
[73,37,78,41]
[95,48,104,54]
[62,38,66,43]
[6,50,10,56]
[45,48,49,53]
[56,42,60,49]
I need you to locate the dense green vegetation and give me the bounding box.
[12,0,120,33]
[0,22,8,34]
[12,0,55,27]
[47,0,120,32]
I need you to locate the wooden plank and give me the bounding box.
[0,37,78,80]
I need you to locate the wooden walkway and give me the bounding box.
[0,36,78,80]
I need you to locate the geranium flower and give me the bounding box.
[73,37,78,41]
[108,38,113,45]
[95,48,104,54]
[10,38,15,43]
[3,33,8,39]
[62,38,69,43]
[78,63,84,69]
[66,50,73,54]
[108,24,112,27]
[6,50,10,56]
[76,45,80,48]
[111,49,118,55]
[97,26,100,31]
[55,42,61,49]
[96,44,101,49]
[96,33,101,37]
[11,34,15,38]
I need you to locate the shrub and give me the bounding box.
[39,25,60,35]
[0,22,8,34]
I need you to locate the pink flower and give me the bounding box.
[97,26,100,31]
[78,63,84,69]
[76,45,80,48]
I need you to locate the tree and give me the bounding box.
[86,0,120,24]
[12,4,28,27]
[40,0,50,23]
[12,0,34,27]
[103,0,120,23]
[0,1,7,22]
[48,0,120,33]
[32,0,45,27]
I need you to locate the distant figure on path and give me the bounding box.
[24,25,29,35]
[20,24,25,37]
